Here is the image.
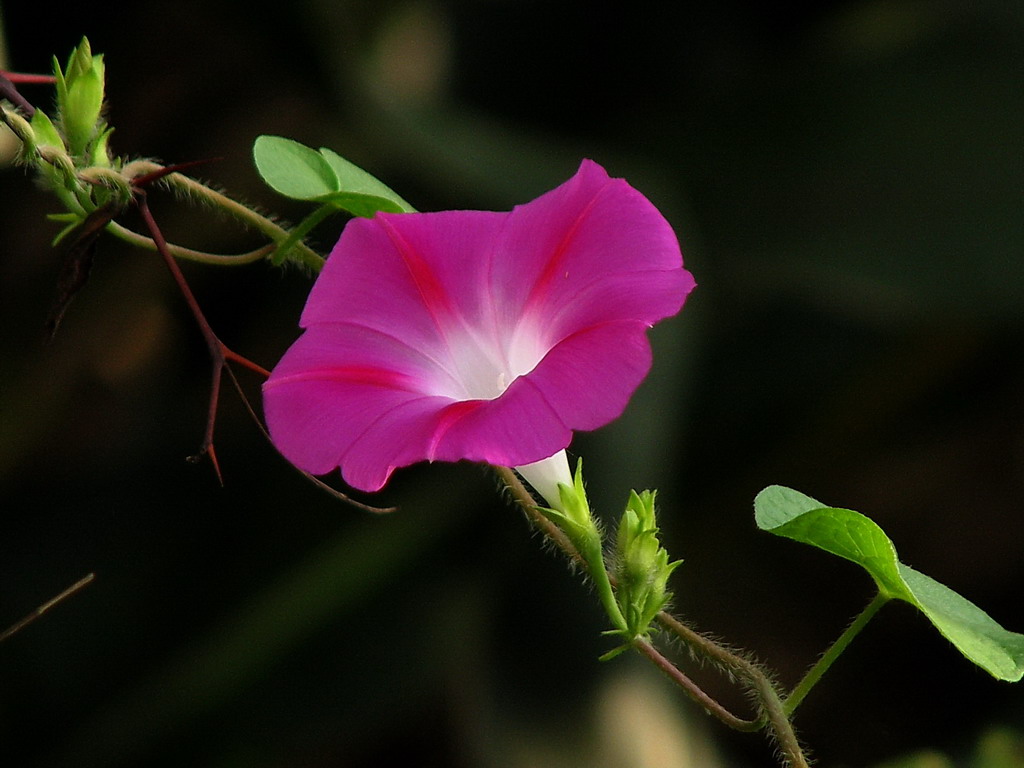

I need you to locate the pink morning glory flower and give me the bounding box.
[263,159,695,498]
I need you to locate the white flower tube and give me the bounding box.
[515,449,574,510]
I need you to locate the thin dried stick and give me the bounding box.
[0,574,96,644]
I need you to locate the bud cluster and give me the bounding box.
[2,38,129,244]
[614,489,682,639]
[535,462,682,646]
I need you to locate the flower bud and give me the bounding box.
[614,490,682,638]
[55,38,109,163]
[516,450,573,512]
[534,457,603,565]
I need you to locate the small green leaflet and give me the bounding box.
[253,135,414,217]
[754,485,1024,682]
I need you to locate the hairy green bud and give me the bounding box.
[614,490,682,638]
[55,38,110,164]
[539,458,602,561]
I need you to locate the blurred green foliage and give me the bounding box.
[874,727,1024,768]
[1,1,1021,766]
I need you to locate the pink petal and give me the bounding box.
[263,323,450,477]
[301,210,507,366]
[521,319,655,431]
[489,159,693,333]
[339,381,572,491]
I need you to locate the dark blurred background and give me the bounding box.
[1,1,1022,766]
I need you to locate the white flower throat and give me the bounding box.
[443,320,548,401]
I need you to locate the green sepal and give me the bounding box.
[755,485,1024,681]
[88,125,115,168]
[51,219,84,246]
[52,55,68,120]
[597,634,632,662]
[537,459,601,558]
[29,109,66,155]
[47,212,89,247]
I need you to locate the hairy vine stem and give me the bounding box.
[121,160,325,272]
[493,465,810,768]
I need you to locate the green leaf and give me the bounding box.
[754,486,907,597]
[253,135,339,201]
[312,190,407,217]
[897,564,1024,683]
[253,136,415,218]
[755,485,1024,681]
[317,147,414,215]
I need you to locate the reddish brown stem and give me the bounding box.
[0,71,56,84]
[0,71,36,117]
[633,637,762,732]
[221,364,397,513]
[133,186,265,483]
[223,347,270,378]
[130,177,392,510]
